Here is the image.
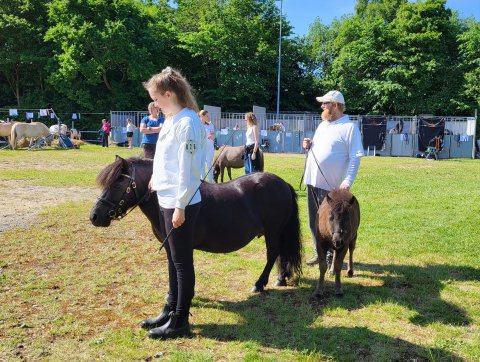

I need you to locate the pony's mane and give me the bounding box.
[96,157,151,190]
[328,188,354,208]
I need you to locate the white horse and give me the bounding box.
[0,121,15,147]
[70,128,82,140]
[49,124,68,136]
[11,122,51,150]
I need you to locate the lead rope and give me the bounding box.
[299,146,333,192]
[158,128,238,252]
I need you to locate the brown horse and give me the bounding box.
[213,145,264,182]
[314,189,360,298]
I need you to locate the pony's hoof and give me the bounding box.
[314,292,323,300]
[274,279,287,287]
[335,290,344,297]
[251,285,264,293]
[347,270,354,278]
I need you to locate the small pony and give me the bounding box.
[10,122,51,150]
[213,145,264,183]
[90,156,302,293]
[314,189,360,298]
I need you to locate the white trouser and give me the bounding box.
[202,145,215,182]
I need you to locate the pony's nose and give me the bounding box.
[90,212,98,223]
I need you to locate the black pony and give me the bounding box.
[90,156,302,292]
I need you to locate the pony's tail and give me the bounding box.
[258,149,265,172]
[10,124,17,150]
[277,183,303,281]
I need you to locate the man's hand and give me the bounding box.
[251,153,256,160]
[148,177,155,191]
[339,182,350,191]
[303,138,312,150]
[172,208,185,228]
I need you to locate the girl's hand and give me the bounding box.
[148,177,154,191]
[172,208,185,228]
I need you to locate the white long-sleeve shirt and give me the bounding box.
[152,108,206,209]
[203,122,215,151]
[304,115,364,190]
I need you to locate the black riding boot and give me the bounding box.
[141,305,172,330]
[148,313,191,339]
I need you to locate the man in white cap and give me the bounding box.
[303,90,364,266]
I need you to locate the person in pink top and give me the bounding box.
[100,119,111,147]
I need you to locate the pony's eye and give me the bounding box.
[111,183,122,190]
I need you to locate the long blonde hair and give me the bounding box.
[245,112,257,126]
[143,67,198,112]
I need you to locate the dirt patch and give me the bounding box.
[0,180,97,233]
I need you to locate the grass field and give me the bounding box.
[0,145,479,361]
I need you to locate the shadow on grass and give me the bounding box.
[194,291,458,361]
[193,261,479,360]
[352,262,480,326]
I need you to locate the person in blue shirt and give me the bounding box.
[140,102,164,158]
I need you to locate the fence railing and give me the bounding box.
[109,111,477,158]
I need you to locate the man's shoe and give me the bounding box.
[141,305,172,330]
[148,314,191,340]
[326,250,333,267]
[306,255,319,266]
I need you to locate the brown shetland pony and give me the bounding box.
[213,145,264,183]
[314,189,360,298]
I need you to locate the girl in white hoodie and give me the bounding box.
[142,67,206,340]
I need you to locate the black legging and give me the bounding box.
[158,203,200,318]
[143,143,156,159]
[102,132,109,147]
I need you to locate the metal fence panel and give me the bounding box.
[109,111,477,158]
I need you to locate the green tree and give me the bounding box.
[45,0,175,111]
[174,0,312,111]
[307,0,468,115]
[0,0,51,107]
[458,19,480,111]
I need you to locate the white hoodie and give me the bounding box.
[152,108,206,209]
[304,115,364,190]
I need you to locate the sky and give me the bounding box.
[281,0,480,37]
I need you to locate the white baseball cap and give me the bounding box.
[316,90,345,105]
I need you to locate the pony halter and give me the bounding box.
[97,163,150,220]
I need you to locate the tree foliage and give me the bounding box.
[0,0,478,117]
[45,0,175,111]
[0,0,51,106]
[307,0,478,115]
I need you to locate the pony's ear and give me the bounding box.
[349,195,356,205]
[326,194,333,205]
[115,155,129,172]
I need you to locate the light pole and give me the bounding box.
[276,0,283,123]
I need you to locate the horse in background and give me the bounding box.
[49,124,68,137]
[70,128,81,140]
[314,189,360,298]
[0,121,16,148]
[90,156,302,292]
[11,122,51,150]
[213,145,264,183]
